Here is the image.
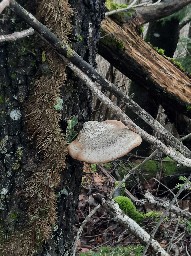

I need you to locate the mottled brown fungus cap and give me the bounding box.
[68,120,142,163]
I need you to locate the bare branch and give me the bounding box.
[102,198,170,256]
[72,204,101,256]
[106,0,139,17]
[181,132,191,141]
[105,0,161,17]
[167,217,181,254]
[0,0,10,14]
[98,164,139,202]
[135,0,191,25]
[112,149,158,197]
[144,191,191,219]
[142,174,191,255]
[0,27,34,42]
[186,244,191,256]
[179,17,191,30]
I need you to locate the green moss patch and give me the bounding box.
[114,196,161,223]
[114,196,144,223]
[80,245,144,256]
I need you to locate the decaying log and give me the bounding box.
[99,18,191,118]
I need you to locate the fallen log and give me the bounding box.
[99,17,191,118]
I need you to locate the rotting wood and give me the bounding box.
[99,18,191,117]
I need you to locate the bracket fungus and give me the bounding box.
[68,120,142,163]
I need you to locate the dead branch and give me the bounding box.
[179,17,191,30]
[98,164,139,202]
[105,0,138,17]
[167,217,181,254]
[72,204,101,256]
[142,174,191,255]
[182,133,191,141]
[144,191,191,219]
[0,0,10,14]
[105,0,162,17]
[102,198,170,256]
[112,150,158,197]
[134,0,191,25]
[0,28,34,42]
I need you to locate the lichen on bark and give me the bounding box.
[0,0,73,255]
[22,0,73,254]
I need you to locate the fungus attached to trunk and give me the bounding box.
[68,120,142,163]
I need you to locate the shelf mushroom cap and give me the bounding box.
[68,120,142,163]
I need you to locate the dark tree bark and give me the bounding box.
[47,0,104,254]
[0,1,41,254]
[0,0,104,255]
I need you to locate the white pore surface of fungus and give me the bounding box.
[68,120,142,163]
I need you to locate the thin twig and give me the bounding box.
[167,217,181,253]
[153,178,176,197]
[181,133,191,141]
[173,232,185,245]
[105,0,162,17]
[0,28,34,42]
[98,165,138,202]
[142,175,191,255]
[186,244,191,256]
[72,204,101,256]
[179,17,191,30]
[111,150,158,197]
[144,191,191,219]
[0,0,10,14]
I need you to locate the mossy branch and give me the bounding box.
[102,198,170,256]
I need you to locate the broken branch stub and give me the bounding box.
[68,120,142,163]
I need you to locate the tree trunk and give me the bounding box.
[45,0,104,254]
[0,1,41,255]
[0,0,104,255]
